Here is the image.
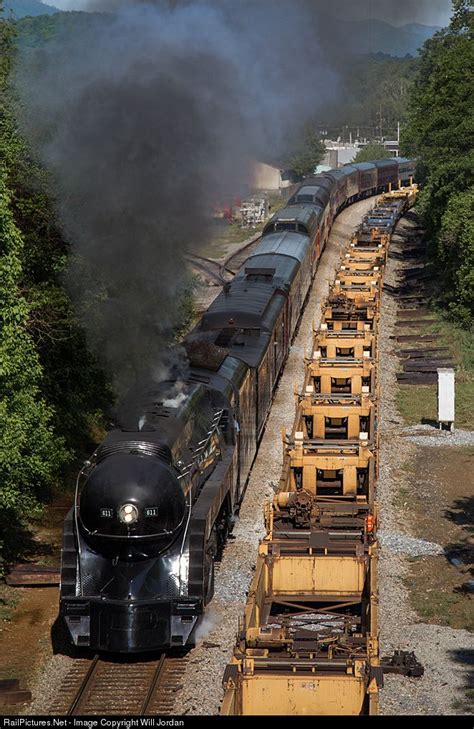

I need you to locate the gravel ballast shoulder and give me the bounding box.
[377,218,474,715]
[173,198,378,715]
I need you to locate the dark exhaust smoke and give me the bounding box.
[15,1,375,393]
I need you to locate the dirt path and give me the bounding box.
[0,587,58,707]
[0,498,69,715]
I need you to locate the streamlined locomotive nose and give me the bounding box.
[61,452,199,652]
[79,453,186,554]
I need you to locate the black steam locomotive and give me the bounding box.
[60,158,415,652]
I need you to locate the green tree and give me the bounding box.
[0,1,111,565]
[0,1,14,83]
[0,105,112,449]
[323,54,418,141]
[353,143,392,163]
[0,174,69,563]
[402,2,473,184]
[402,0,474,325]
[287,127,325,178]
[1,1,111,453]
[438,187,474,325]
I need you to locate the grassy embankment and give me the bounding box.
[396,312,474,429]
[400,441,474,714]
[394,306,473,713]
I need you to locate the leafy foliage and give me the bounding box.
[286,126,325,178]
[173,278,197,342]
[353,143,392,163]
[323,54,418,141]
[0,1,112,565]
[402,0,474,326]
[3,0,59,19]
[0,174,69,564]
[0,105,112,445]
[0,2,15,83]
[402,7,473,175]
[438,187,474,323]
[15,9,101,49]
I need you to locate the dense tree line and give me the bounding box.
[0,3,110,567]
[402,0,474,326]
[320,54,418,142]
[283,54,417,177]
[353,143,392,163]
[285,126,326,178]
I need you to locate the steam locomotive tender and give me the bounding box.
[60,158,415,652]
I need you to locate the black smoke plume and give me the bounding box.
[15,1,341,393]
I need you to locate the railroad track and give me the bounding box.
[185,253,226,286]
[50,654,187,715]
[220,233,261,277]
[186,233,262,286]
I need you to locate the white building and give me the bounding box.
[253,161,294,191]
[320,144,360,169]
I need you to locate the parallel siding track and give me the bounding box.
[220,234,262,276]
[186,234,262,286]
[185,253,226,286]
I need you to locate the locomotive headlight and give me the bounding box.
[118,503,139,525]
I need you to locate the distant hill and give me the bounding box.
[16,11,109,49]
[12,8,441,58]
[332,18,441,57]
[3,0,60,19]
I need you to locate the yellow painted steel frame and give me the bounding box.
[337,270,382,287]
[222,544,380,716]
[221,187,417,716]
[321,303,378,326]
[307,359,376,397]
[330,282,379,305]
[345,246,386,261]
[296,395,376,442]
[281,436,375,500]
[349,241,385,255]
[339,255,384,274]
[312,329,376,359]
